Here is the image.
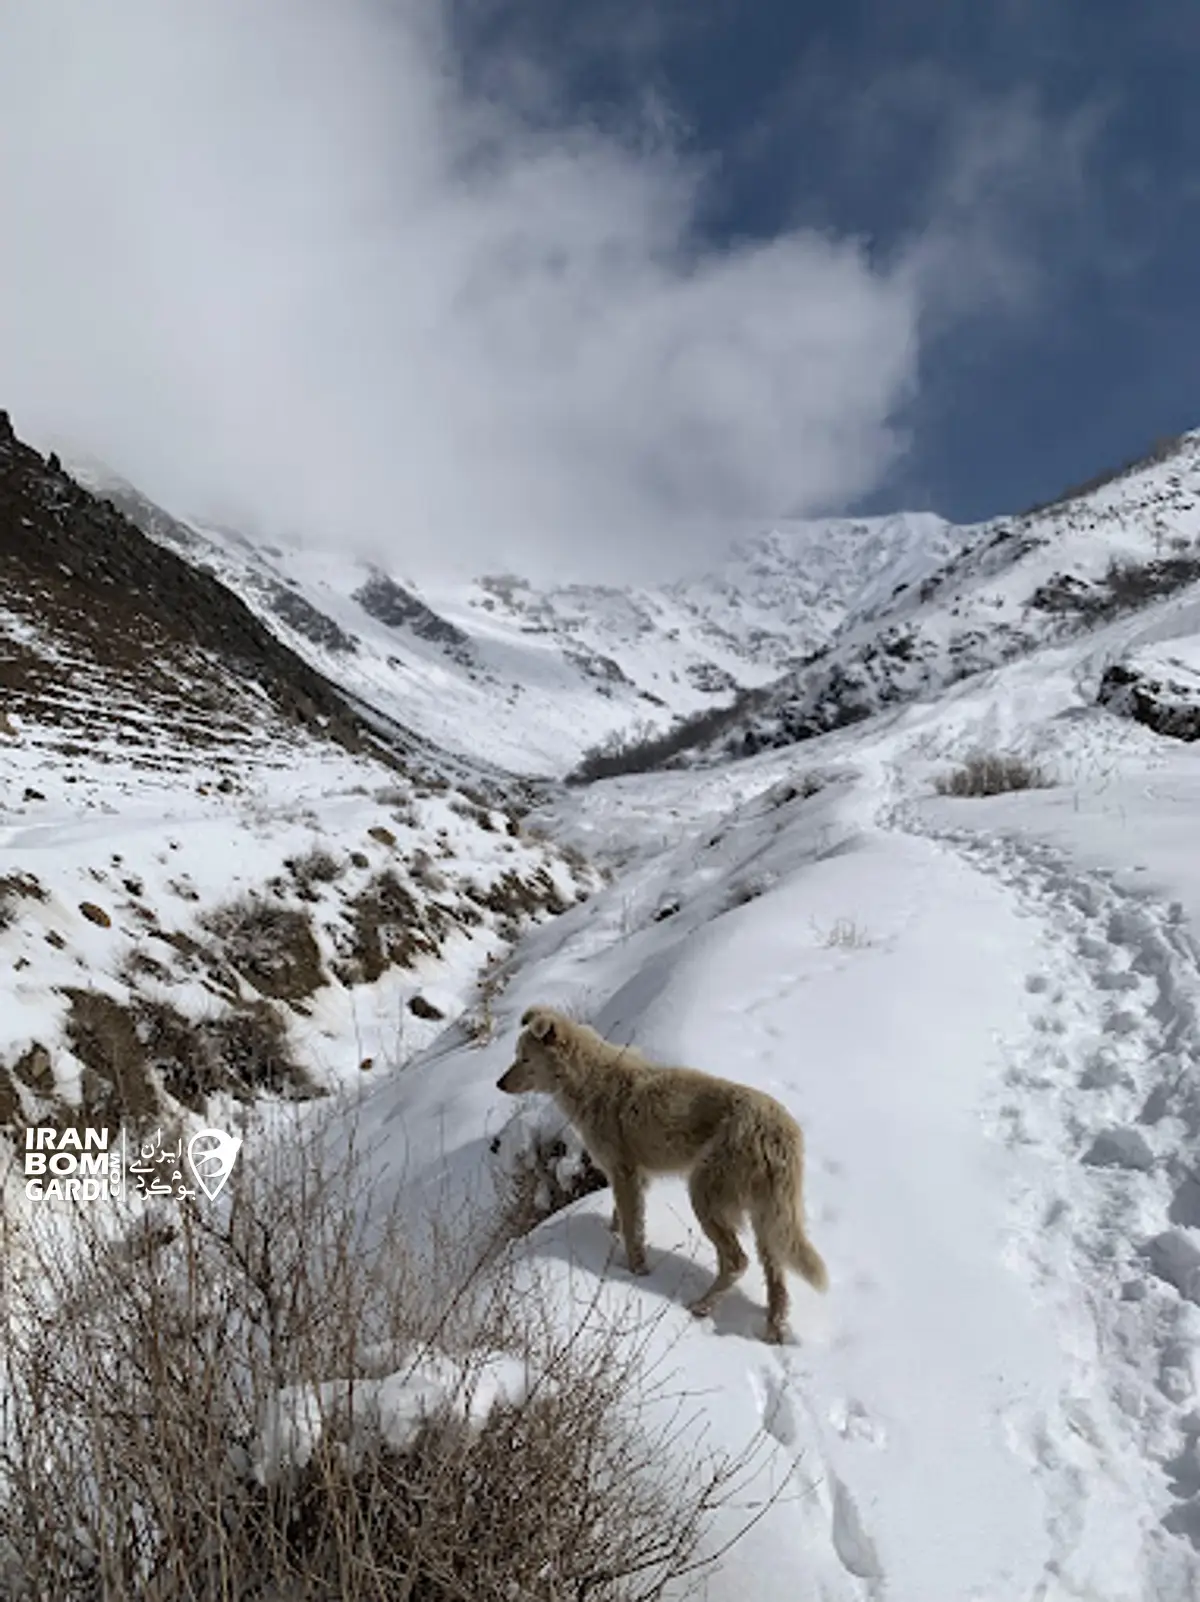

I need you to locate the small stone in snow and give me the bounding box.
[1083,1128,1154,1172]
[1143,1231,1200,1304]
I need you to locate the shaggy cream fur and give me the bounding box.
[498,1005,827,1343]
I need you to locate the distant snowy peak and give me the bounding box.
[67,427,1200,778]
[716,430,1200,758]
[67,459,993,775]
[671,511,969,658]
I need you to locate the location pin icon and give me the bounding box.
[187,1128,243,1200]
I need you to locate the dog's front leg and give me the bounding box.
[610,1167,647,1275]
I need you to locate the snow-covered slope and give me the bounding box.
[0,416,596,1163]
[717,431,1200,757]
[329,575,1200,1600]
[70,459,970,776]
[72,433,1200,781]
[10,411,1200,1599]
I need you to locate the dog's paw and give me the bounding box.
[687,1297,714,1319]
[626,1253,649,1277]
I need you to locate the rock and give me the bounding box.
[1098,654,1200,742]
[1143,1231,1200,1303]
[1083,1127,1155,1171]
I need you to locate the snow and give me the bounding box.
[249,1350,534,1483]
[321,588,1200,1600]
[717,430,1200,759]
[0,704,593,1199]
[69,459,979,776]
[10,437,1200,1596]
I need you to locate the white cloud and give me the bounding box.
[2,0,922,579]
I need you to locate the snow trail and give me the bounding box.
[903,809,1200,1597]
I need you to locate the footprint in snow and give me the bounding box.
[828,1395,887,1449]
[749,1364,799,1450]
[829,1472,884,1581]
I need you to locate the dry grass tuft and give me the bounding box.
[0,872,47,932]
[200,894,327,1002]
[934,753,1053,797]
[815,916,874,950]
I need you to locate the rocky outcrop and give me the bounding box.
[0,410,406,768]
[1098,654,1200,741]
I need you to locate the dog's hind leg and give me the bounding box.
[686,1159,748,1320]
[753,1218,790,1345]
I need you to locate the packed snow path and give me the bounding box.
[898,808,1200,1598]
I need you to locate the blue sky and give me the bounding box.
[453,0,1200,524]
[1,1,1196,577]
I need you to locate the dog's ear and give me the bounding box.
[521,1006,557,1043]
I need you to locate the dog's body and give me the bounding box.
[497,1006,827,1344]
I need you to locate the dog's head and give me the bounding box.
[496,1006,563,1095]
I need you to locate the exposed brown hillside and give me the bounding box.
[0,409,400,771]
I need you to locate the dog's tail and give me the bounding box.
[755,1122,829,1293]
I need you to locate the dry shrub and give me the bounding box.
[0,1115,760,1602]
[934,753,1052,797]
[61,988,160,1134]
[200,894,326,1002]
[0,873,46,932]
[408,848,445,893]
[286,846,344,896]
[338,869,445,985]
[461,952,508,1047]
[816,917,874,950]
[54,990,314,1132]
[558,839,593,877]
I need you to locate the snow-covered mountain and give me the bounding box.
[6,410,1200,1600]
[709,430,1200,757]
[70,458,972,776]
[72,430,1200,783]
[0,415,594,1146]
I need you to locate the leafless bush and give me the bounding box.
[934,753,1053,797]
[815,916,874,950]
[286,845,344,895]
[0,1115,760,1601]
[567,711,719,784]
[462,952,507,1046]
[200,894,326,1002]
[558,839,593,877]
[0,873,46,933]
[336,869,445,985]
[408,848,446,893]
